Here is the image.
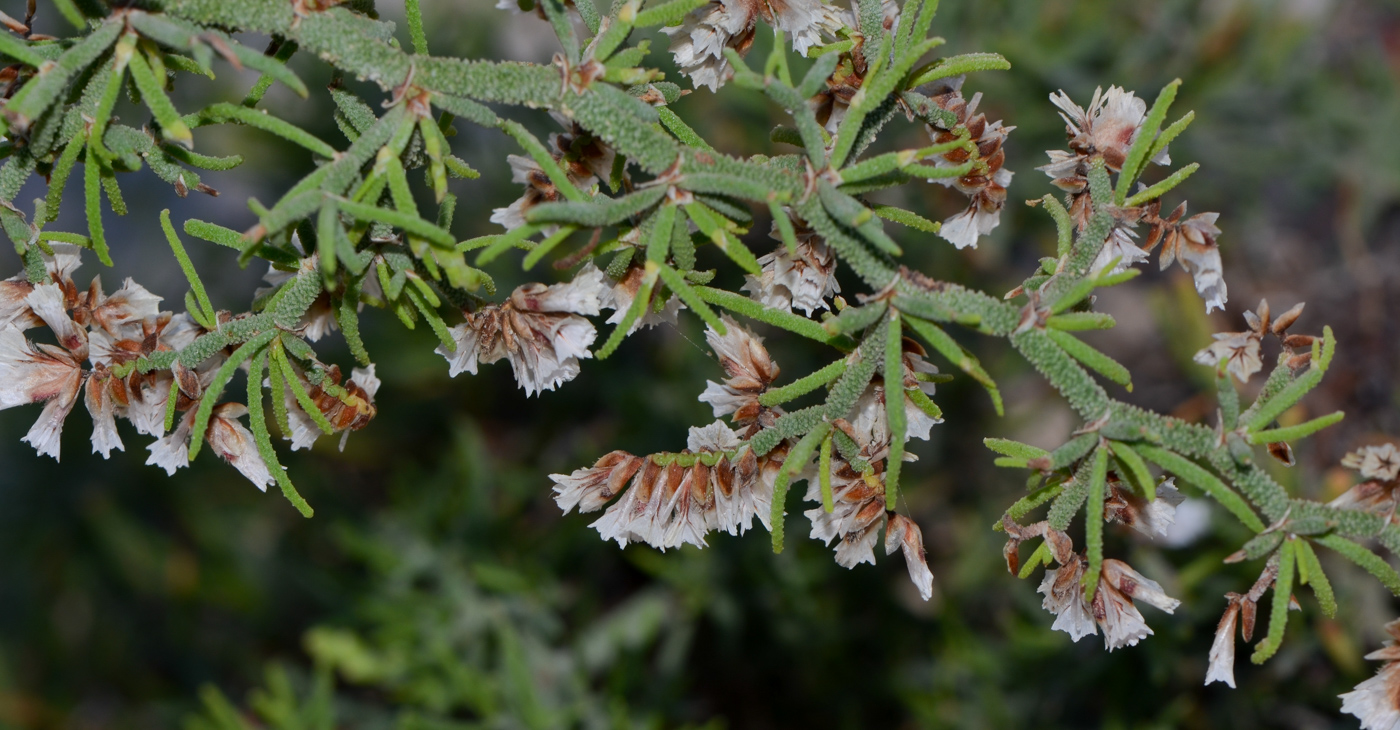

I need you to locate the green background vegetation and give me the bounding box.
[3,0,1399,727]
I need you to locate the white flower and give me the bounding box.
[1090,227,1150,276]
[805,464,886,568]
[1193,330,1261,383]
[551,450,645,514]
[1343,444,1400,483]
[1341,619,1400,729]
[26,283,86,357]
[1205,600,1240,688]
[1043,86,1169,174]
[438,268,607,396]
[600,262,685,334]
[204,403,276,490]
[687,420,742,453]
[1039,555,1178,650]
[885,513,934,600]
[1147,203,1227,313]
[698,315,779,425]
[87,277,162,337]
[742,217,840,315]
[663,0,843,92]
[0,325,84,461]
[84,365,124,458]
[566,423,769,549]
[147,409,196,475]
[1104,478,1185,539]
[937,169,1012,250]
[147,404,276,490]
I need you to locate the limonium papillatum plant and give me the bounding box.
[0,0,1397,723]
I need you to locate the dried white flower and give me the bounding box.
[1042,86,1169,174]
[438,268,607,396]
[1104,478,1185,539]
[0,325,84,460]
[698,315,779,425]
[1341,619,1400,729]
[1145,202,1227,313]
[552,450,646,515]
[1039,555,1178,650]
[1205,599,1240,688]
[885,513,934,600]
[1194,331,1261,383]
[205,403,276,490]
[1343,444,1400,483]
[743,217,840,315]
[663,0,843,92]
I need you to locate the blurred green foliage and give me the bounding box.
[3,0,1399,727]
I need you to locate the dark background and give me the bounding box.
[3,0,1399,727]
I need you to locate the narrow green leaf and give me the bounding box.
[44,129,86,223]
[1046,312,1116,331]
[1244,327,1335,432]
[902,316,1003,415]
[271,340,336,436]
[405,0,429,54]
[83,146,110,266]
[871,204,940,233]
[1109,441,1157,501]
[1045,328,1133,390]
[759,360,848,408]
[188,331,277,462]
[1316,533,1400,596]
[1249,411,1344,445]
[771,422,833,553]
[189,103,337,159]
[905,52,1010,88]
[126,47,194,148]
[1115,79,1179,204]
[1251,540,1296,664]
[161,209,216,324]
[1124,163,1200,207]
[1082,447,1109,600]
[984,438,1049,460]
[884,311,907,509]
[246,351,313,517]
[816,432,835,515]
[1295,539,1336,619]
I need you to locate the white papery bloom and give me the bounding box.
[698,315,779,423]
[1194,330,1262,383]
[0,325,84,461]
[1342,619,1400,729]
[885,513,935,600]
[438,266,608,396]
[1205,601,1240,688]
[600,263,685,334]
[1039,556,1178,650]
[1039,559,1098,642]
[937,168,1013,250]
[205,403,275,490]
[1090,228,1150,276]
[744,215,840,315]
[663,0,845,91]
[147,410,196,475]
[552,450,646,515]
[1343,444,1400,483]
[1043,86,1170,174]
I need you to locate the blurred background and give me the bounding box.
[4,0,1400,727]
